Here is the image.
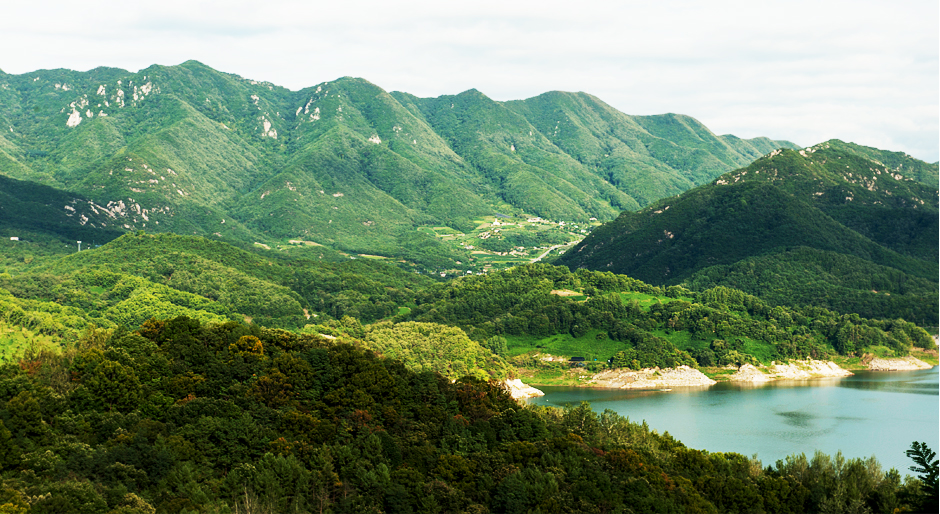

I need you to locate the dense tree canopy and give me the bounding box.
[0,316,931,513]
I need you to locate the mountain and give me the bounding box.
[0,61,798,263]
[555,140,939,322]
[0,173,124,243]
[501,92,793,207]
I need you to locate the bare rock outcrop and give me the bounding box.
[868,356,932,371]
[590,366,716,389]
[728,359,852,382]
[771,360,853,379]
[729,363,773,382]
[503,379,544,399]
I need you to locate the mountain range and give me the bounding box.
[0,60,796,262]
[4,61,936,323]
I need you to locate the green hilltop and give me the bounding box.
[556,140,939,324]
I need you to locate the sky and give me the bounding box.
[2,0,937,162]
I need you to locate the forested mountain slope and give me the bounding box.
[1,233,435,335]
[0,61,796,260]
[0,174,124,244]
[556,140,939,323]
[502,92,791,207]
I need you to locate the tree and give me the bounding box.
[906,441,939,512]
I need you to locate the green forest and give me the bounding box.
[403,264,934,367]
[0,318,937,513]
[556,141,939,328]
[4,234,933,376]
[0,229,936,513]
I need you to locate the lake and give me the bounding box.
[526,367,939,474]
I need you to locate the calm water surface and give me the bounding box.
[527,367,939,474]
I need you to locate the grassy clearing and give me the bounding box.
[504,330,627,361]
[653,330,698,350]
[617,292,692,311]
[912,348,939,366]
[742,338,775,363]
[833,347,939,369]
[701,367,739,381]
[868,345,900,358]
[550,290,587,301]
[831,355,867,371]
[0,324,60,363]
[518,366,593,386]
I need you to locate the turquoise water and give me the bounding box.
[527,367,939,474]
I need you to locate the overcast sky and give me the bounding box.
[2,0,937,162]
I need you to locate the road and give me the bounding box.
[531,241,579,263]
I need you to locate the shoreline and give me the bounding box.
[588,365,716,389]
[518,357,935,390]
[867,356,933,371]
[726,359,853,383]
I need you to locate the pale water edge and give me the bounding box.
[526,367,939,475]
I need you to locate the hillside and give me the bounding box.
[1,233,436,336]
[555,140,939,324]
[0,62,797,268]
[401,263,933,368]
[2,317,930,513]
[0,174,124,243]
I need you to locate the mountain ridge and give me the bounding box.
[0,61,801,265]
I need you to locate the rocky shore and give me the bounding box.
[589,366,717,389]
[867,356,932,371]
[503,378,545,399]
[728,359,852,382]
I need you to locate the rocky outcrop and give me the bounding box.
[728,359,852,382]
[868,357,932,371]
[589,366,716,389]
[503,379,544,399]
[771,360,853,379]
[729,363,773,382]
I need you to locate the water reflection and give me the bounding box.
[776,410,815,428]
[837,370,939,395]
